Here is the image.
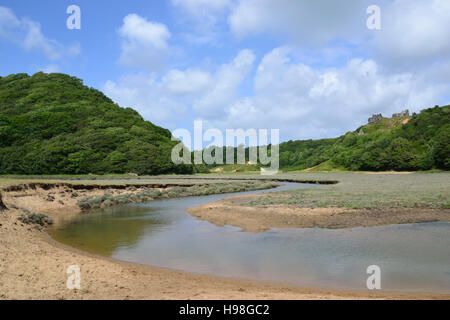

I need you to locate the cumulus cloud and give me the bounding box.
[210,47,449,140]
[372,0,450,68]
[228,0,371,45]
[163,68,213,96]
[172,0,230,18]
[105,44,449,141]
[107,0,450,141]
[171,0,231,45]
[0,6,80,60]
[226,0,450,69]
[118,14,171,70]
[104,49,254,128]
[104,73,187,128]
[193,49,255,118]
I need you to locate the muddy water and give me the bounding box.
[49,183,450,293]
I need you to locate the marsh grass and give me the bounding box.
[244,173,450,210]
[2,172,448,211]
[77,181,279,211]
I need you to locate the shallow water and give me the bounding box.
[49,183,450,293]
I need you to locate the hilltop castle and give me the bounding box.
[368,109,410,124]
[392,109,409,118]
[368,114,383,124]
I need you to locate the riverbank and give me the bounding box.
[1,208,448,300]
[0,180,277,218]
[1,174,449,300]
[189,172,450,231]
[188,197,450,232]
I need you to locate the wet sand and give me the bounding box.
[187,193,450,232]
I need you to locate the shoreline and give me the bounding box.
[1,179,449,300]
[1,209,448,300]
[187,193,450,232]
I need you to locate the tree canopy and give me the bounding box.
[205,104,449,172]
[0,72,193,175]
[277,105,450,171]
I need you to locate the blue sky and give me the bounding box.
[1,0,450,144]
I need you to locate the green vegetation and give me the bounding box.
[0,72,194,175]
[278,105,450,171]
[18,210,53,226]
[77,181,279,211]
[1,72,447,175]
[206,163,261,173]
[203,105,449,172]
[244,172,450,210]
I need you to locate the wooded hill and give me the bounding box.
[0,72,194,175]
[277,104,449,171]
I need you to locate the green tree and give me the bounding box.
[388,138,417,171]
[432,126,450,169]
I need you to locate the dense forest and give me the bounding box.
[0,72,194,175]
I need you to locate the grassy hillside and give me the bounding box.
[0,72,193,175]
[205,105,449,172]
[279,105,449,171]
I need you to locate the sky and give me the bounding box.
[1,0,450,144]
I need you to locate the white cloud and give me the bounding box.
[104,73,187,128]
[172,0,230,15]
[171,0,231,45]
[192,49,255,118]
[228,0,371,45]
[372,0,450,68]
[226,0,450,68]
[163,68,213,96]
[210,47,449,140]
[108,0,450,142]
[105,45,449,141]
[0,6,80,60]
[103,49,255,128]
[118,14,171,70]
[171,0,230,27]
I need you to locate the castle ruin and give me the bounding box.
[368,114,383,124]
[368,109,410,125]
[392,109,410,118]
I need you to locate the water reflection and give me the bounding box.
[49,183,450,293]
[51,206,168,256]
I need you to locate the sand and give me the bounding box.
[0,183,448,300]
[187,193,450,232]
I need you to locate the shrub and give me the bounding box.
[102,199,113,207]
[75,182,276,211]
[77,197,92,210]
[18,210,53,226]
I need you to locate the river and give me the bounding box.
[48,183,450,293]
